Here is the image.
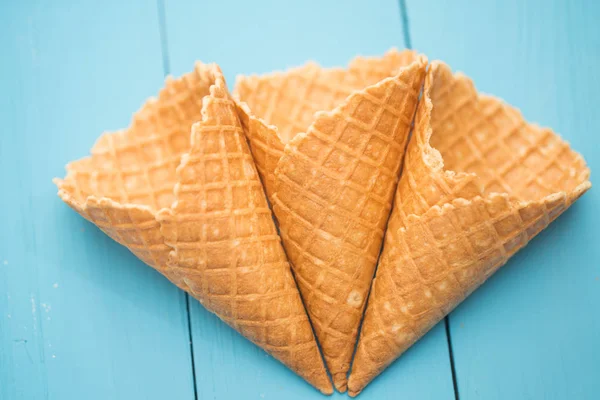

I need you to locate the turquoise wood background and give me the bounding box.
[0,1,597,399]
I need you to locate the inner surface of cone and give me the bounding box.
[58,65,216,211]
[235,49,420,145]
[427,63,588,202]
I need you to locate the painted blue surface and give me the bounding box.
[1,0,597,399]
[0,1,194,399]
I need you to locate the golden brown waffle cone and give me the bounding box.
[347,61,591,396]
[235,50,427,391]
[54,63,333,394]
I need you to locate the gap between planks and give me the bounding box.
[397,0,460,398]
[156,1,199,399]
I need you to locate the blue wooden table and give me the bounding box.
[1,1,598,399]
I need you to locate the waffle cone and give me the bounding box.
[347,61,591,396]
[235,49,427,391]
[54,63,332,394]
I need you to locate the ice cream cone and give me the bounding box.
[54,63,333,394]
[347,61,591,396]
[235,49,427,391]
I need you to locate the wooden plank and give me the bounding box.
[406,0,600,399]
[0,1,195,399]
[163,0,456,398]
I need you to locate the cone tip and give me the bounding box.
[332,372,348,393]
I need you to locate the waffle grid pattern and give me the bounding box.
[234,101,286,200]
[69,66,211,210]
[235,66,381,200]
[271,60,426,389]
[56,65,213,286]
[348,191,577,395]
[235,50,418,146]
[235,50,420,201]
[429,67,588,201]
[158,86,332,391]
[393,63,590,229]
[235,64,357,144]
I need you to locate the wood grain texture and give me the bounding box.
[406,0,600,399]
[163,0,455,398]
[0,1,195,399]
